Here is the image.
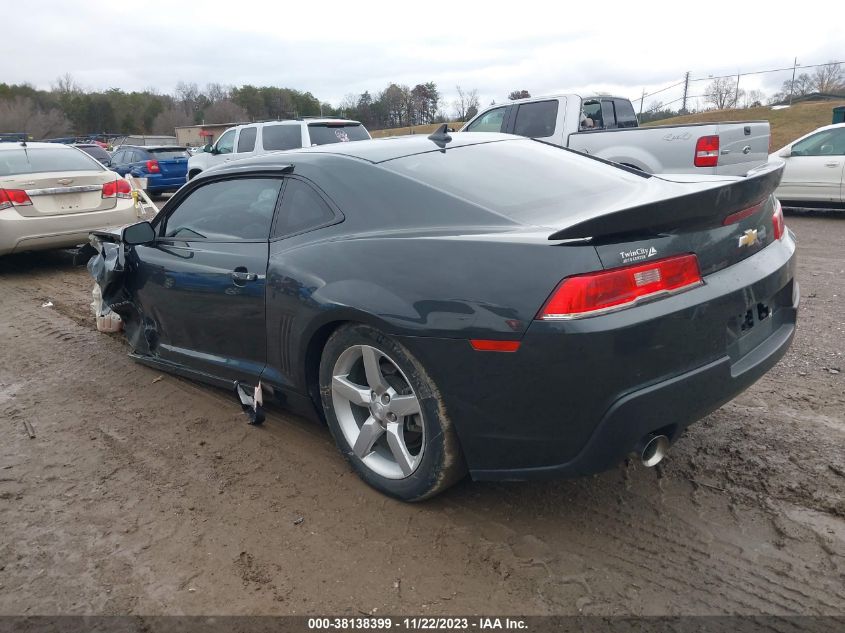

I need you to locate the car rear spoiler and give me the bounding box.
[548,160,784,241]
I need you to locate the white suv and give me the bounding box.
[188,118,370,179]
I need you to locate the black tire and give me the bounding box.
[319,323,466,501]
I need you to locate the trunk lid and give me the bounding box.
[550,161,784,276]
[13,171,118,216]
[148,149,189,177]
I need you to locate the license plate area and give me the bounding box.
[56,193,82,210]
[725,280,793,364]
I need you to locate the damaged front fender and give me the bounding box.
[87,226,153,355]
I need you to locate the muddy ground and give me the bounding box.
[0,214,843,616]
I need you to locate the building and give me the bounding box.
[175,122,247,148]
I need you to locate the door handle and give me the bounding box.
[231,271,258,282]
[824,162,840,167]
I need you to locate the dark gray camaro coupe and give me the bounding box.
[90,130,798,501]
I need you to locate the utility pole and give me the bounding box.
[681,72,690,114]
[734,72,741,108]
[639,88,646,117]
[789,57,798,105]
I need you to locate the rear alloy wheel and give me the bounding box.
[319,324,465,501]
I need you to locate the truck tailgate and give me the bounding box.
[717,121,770,174]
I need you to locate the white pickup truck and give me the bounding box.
[459,94,770,175]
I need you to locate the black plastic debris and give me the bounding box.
[235,382,265,426]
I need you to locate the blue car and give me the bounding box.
[109,145,189,195]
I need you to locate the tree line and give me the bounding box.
[0,75,484,139]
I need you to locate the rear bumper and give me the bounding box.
[0,200,139,256]
[143,173,186,192]
[398,235,798,480]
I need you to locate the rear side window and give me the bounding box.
[237,128,257,153]
[0,148,102,176]
[513,100,558,138]
[307,123,369,145]
[613,99,638,128]
[273,179,335,238]
[466,107,507,132]
[149,148,189,159]
[262,125,302,151]
[164,178,282,241]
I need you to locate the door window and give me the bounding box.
[581,101,603,129]
[272,179,336,238]
[237,127,257,153]
[791,128,845,156]
[465,107,507,132]
[163,178,282,241]
[513,100,558,138]
[215,129,236,155]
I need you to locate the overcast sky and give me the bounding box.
[6,0,844,112]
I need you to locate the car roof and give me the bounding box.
[0,141,76,151]
[118,145,186,151]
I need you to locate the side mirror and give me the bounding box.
[203,144,213,153]
[122,221,155,246]
[210,145,221,155]
[778,147,792,158]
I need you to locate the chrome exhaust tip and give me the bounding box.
[640,434,670,467]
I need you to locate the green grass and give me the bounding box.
[642,100,845,150]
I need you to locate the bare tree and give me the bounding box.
[813,62,844,93]
[705,77,741,110]
[508,90,530,100]
[151,106,195,135]
[743,89,765,108]
[52,73,81,96]
[175,81,201,115]
[453,85,479,121]
[204,83,230,103]
[0,97,71,138]
[202,99,249,124]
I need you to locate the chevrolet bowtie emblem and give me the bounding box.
[738,228,759,248]
[57,178,74,185]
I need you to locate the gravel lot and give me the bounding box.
[0,213,842,616]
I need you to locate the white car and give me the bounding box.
[0,142,137,256]
[771,122,845,206]
[188,118,370,180]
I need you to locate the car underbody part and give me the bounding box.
[235,382,265,425]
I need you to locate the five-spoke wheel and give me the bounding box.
[319,324,466,501]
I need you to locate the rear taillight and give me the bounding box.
[772,198,785,241]
[0,188,33,210]
[145,159,160,173]
[538,254,703,320]
[101,179,132,199]
[694,135,720,167]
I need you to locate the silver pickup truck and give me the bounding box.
[459,94,770,175]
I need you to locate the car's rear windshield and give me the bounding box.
[307,123,369,145]
[381,139,650,225]
[0,147,103,176]
[76,145,111,161]
[148,148,189,159]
